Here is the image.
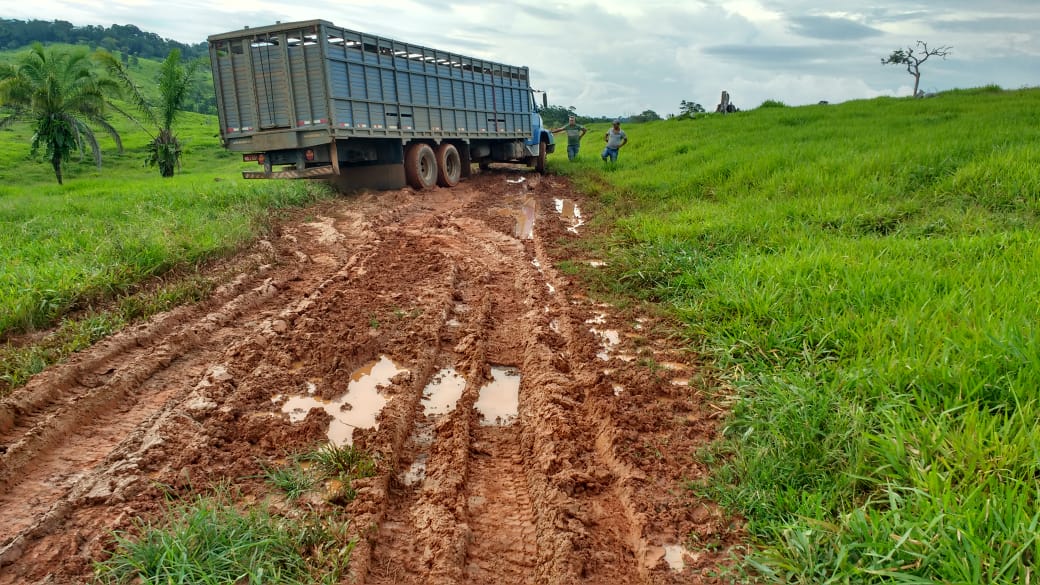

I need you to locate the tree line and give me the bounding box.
[0,19,207,61]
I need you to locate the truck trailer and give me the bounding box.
[207,20,555,189]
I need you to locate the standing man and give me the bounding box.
[602,118,628,163]
[551,115,588,161]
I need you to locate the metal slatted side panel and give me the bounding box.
[287,31,328,128]
[316,23,535,138]
[251,39,291,128]
[234,46,258,131]
[211,39,258,135]
[214,45,240,132]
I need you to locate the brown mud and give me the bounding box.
[0,168,741,584]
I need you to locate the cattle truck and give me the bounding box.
[207,20,555,190]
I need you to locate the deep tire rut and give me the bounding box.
[464,426,538,584]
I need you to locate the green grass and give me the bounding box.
[263,460,317,502]
[93,487,354,585]
[300,443,379,504]
[263,444,378,504]
[0,275,213,388]
[0,93,335,395]
[549,86,1040,583]
[96,444,379,584]
[98,441,381,583]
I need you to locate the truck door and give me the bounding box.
[250,34,292,129]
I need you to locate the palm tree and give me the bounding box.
[99,48,198,177]
[0,43,124,184]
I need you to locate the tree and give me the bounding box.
[629,109,661,123]
[0,43,123,184]
[100,48,199,177]
[882,41,952,97]
[678,99,705,118]
[538,103,578,129]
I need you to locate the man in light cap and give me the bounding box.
[602,118,628,163]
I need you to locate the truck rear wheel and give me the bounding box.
[405,143,437,190]
[535,140,547,175]
[435,143,462,187]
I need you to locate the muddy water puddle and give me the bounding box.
[398,366,519,486]
[474,366,521,426]
[591,327,620,361]
[400,427,434,487]
[497,195,538,240]
[586,312,621,361]
[409,364,520,422]
[554,198,585,233]
[396,367,467,488]
[645,541,697,572]
[278,356,406,445]
[422,366,466,416]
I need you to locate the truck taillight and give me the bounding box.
[258,154,265,165]
[305,149,315,161]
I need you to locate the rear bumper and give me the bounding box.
[242,166,337,179]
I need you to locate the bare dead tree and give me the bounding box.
[882,41,952,97]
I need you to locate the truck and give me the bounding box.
[207,20,555,190]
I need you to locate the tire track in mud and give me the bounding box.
[356,193,648,585]
[0,170,739,584]
[360,220,545,585]
[0,266,286,563]
[464,425,538,583]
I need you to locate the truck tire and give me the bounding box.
[435,143,462,187]
[535,140,547,175]
[405,143,437,190]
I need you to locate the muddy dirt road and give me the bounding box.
[0,169,740,584]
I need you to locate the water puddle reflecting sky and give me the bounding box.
[474,366,521,426]
[422,367,466,416]
[554,198,585,233]
[279,355,406,445]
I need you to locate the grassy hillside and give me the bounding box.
[0,81,334,388]
[0,43,216,114]
[550,85,1040,582]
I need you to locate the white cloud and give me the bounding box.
[8,0,1039,116]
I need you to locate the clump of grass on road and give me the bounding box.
[93,488,354,585]
[263,444,378,505]
[301,443,379,504]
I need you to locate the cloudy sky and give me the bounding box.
[9,1,1040,117]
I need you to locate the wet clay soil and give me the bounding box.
[0,168,741,584]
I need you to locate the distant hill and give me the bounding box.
[0,20,215,115]
[0,18,207,61]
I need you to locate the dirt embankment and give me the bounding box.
[0,169,741,584]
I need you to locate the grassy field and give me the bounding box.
[4,43,1040,581]
[552,86,1040,582]
[0,90,334,389]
